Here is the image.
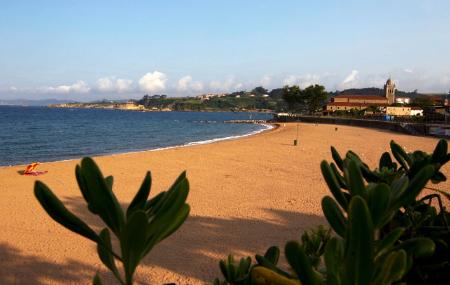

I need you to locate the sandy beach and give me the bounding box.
[0,123,448,284]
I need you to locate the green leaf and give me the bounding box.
[105,176,114,190]
[34,181,99,243]
[75,165,97,214]
[121,210,149,284]
[127,171,152,217]
[321,161,348,210]
[80,157,125,236]
[367,183,390,228]
[97,228,122,283]
[143,204,190,256]
[330,163,348,189]
[331,146,344,171]
[343,196,374,285]
[324,237,344,285]
[263,246,280,265]
[142,175,190,256]
[148,171,187,216]
[219,260,229,280]
[431,139,448,163]
[394,238,435,258]
[390,176,409,202]
[255,254,292,279]
[375,228,405,259]
[379,152,394,170]
[322,196,347,237]
[431,171,447,184]
[372,250,407,285]
[390,140,412,170]
[344,160,366,198]
[393,165,435,208]
[285,241,319,285]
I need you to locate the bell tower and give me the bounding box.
[384,78,396,105]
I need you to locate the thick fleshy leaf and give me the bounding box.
[285,241,319,285]
[367,183,390,228]
[97,228,121,282]
[121,210,149,283]
[127,171,152,217]
[264,246,280,265]
[105,176,114,190]
[255,254,292,278]
[321,161,348,210]
[331,146,344,171]
[251,267,299,285]
[80,157,125,236]
[322,196,347,237]
[379,152,394,170]
[390,140,412,170]
[344,196,374,285]
[324,237,344,285]
[344,160,366,198]
[431,139,448,163]
[375,228,405,259]
[393,165,435,208]
[372,250,407,285]
[34,181,99,243]
[393,238,435,258]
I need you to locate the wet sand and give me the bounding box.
[0,123,448,284]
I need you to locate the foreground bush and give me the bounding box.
[34,157,190,285]
[214,139,450,285]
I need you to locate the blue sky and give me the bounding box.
[1,0,449,100]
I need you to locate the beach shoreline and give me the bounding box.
[0,123,277,169]
[0,123,448,284]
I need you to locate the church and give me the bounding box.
[324,78,396,113]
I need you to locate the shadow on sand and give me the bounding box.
[56,196,326,283]
[0,242,100,285]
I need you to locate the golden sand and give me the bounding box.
[0,123,448,284]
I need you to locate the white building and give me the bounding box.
[395,97,411,104]
[410,107,423,116]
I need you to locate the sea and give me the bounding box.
[0,106,273,166]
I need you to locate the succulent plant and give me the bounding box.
[214,139,449,285]
[34,157,190,285]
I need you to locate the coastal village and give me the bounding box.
[51,77,450,122]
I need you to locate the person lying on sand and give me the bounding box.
[23,162,48,176]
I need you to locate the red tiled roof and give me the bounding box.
[327,102,388,107]
[334,94,387,100]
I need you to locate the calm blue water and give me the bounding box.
[0,106,272,166]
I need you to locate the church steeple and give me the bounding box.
[384,77,396,105]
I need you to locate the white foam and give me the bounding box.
[2,123,274,167]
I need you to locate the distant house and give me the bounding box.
[395,97,411,104]
[411,107,424,116]
[196,93,227,101]
[324,78,395,114]
[385,106,423,116]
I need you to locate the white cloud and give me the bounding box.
[40,80,90,94]
[403,68,413,73]
[260,75,272,87]
[96,77,133,93]
[283,74,320,88]
[97,77,114,91]
[342,70,359,85]
[209,77,242,91]
[176,75,203,92]
[116,79,133,93]
[139,71,167,93]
